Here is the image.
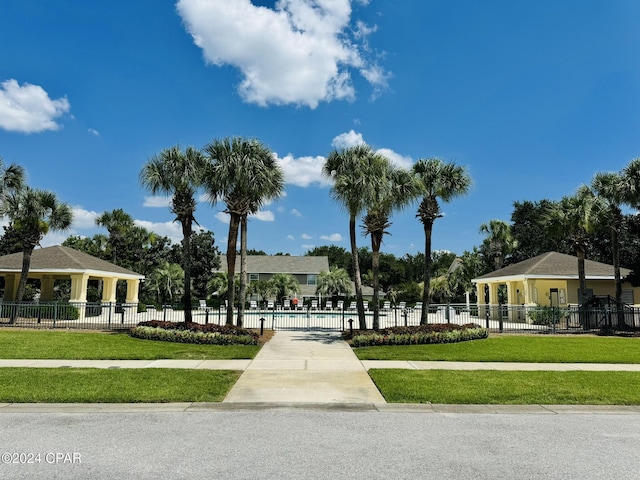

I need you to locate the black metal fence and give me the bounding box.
[0,301,638,333]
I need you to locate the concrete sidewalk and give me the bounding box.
[223,330,386,404]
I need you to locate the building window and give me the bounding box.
[307,274,317,286]
[249,274,259,282]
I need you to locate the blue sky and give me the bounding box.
[1,0,640,257]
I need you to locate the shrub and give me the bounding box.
[130,326,258,345]
[2,303,80,320]
[131,320,259,345]
[345,323,488,347]
[528,306,564,326]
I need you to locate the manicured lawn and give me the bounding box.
[355,335,640,363]
[369,369,640,405]
[0,368,240,403]
[0,330,260,360]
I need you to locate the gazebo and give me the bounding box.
[0,245,144,318]
[471,251,639,320]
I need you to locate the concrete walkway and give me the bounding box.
[223,330,385,404]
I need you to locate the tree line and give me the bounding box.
[2,141,640,331]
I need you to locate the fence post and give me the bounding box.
[205,308,209,325]
[260,317,265,336]
[485,307,490,329]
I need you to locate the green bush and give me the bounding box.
[2,303,80,320]
[348,324,488,347]
[528,306,564,326]
[130,326,258,345]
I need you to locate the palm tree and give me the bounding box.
[323,145,379,330]
[267,273,301,306]
[0,156,25,202]
[544,186,605,327]
[412,158,472,324]
[95,208,134,266]
[362,162,420,329]
[316,267,354,300]
[146,261,185,306]
[479,219,517,271]
[140,145,206,323]
[0,187,72,322]
[591,171,626,327]
[203,137,284,327]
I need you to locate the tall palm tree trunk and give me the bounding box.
[225,212,241,325]
[11,247,33,324]
[349,215,366,330]
[371,231,382,330]
[611,227,625,328]
[237,215,248,328]
[421,221,434,325]
[181,221,193,323]
[577,248,588,330]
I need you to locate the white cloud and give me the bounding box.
[301,233,313,240]
[376,148,413,169]
[143,196,172,208]
[40,231,70,248]
[134,220,183,243]
[331,129,365,149]
[176,0,388,108]
[287,234,295,240]
[70,206,99,229]
[275,153,331,187]
[301,244,315,250]
[250,210,275,222]
[88,128,100,136]
[215,211,230,224]
[331,130,413,168]
[0,79,70,133]
[320,233,343,242]
[290,209,302,217]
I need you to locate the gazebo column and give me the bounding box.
[506,281,522,321]
[476,282,487,319]
[488,282,500,319]
[125,279,140,304]
[70,273,89,320]
[40,275,55,302]
[101,277,117,303]
[3,274,20,301]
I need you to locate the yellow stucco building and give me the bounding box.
[472,251,640,320]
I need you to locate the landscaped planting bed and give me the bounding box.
[345,323,488,347]
[131,320,259,345]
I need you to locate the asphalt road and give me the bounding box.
[1,408,639,479]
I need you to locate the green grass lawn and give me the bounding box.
[0,368,240,403]
[355,335,640,363]
[0,330,260,360]
[369,369,640,405]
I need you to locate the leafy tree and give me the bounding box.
[204,137,284,327]
[323,145,377,329]
[267,273,301,305]
[170,230,220,300]
[413,158,472,324]
[305,245,351,272]
[140,145,207,323]
[248,279,270,307]
[246,248,267,255]
[479,219,517,270]
[95,208,134,266]
[511,200,564,261]
[0,187,72,321]
[63,234,109,259]
[0,224,25,256]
